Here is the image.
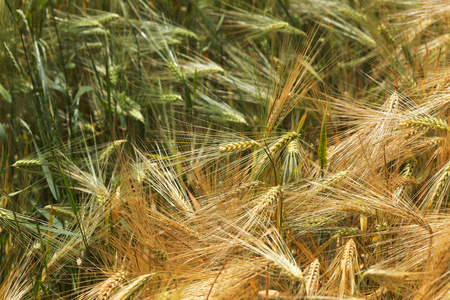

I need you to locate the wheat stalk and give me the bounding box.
[80,42,103,50]
[255,132,300,176]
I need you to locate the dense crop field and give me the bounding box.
[0,0,449,299]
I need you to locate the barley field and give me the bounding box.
[0,0,449,299]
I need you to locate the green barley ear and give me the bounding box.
[378,24,395,45]
[13,159,42,171]
[339,8,367,23]
[296,112,307,134]
[262,21,289,34]
[99,140,128,161]
[44,205,75,220]
[401,156,417,177]
[218,141,261,152]
[172,27,199,39]
[79,42,103,51]
[158,94,182,103]
[167,61,184,83]
[400,114,450,133]
[3,43,21,74]
[116,93,144,124]
[318,112,327,173]
[74,19,101,29]
[97,13,120,25]
[337,227,361,236]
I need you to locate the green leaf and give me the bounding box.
[296,112,307,134]
[0,123,7,175]
[73,86,94,131]
[183,80,193,109]
[319,112,327,170]
[115,92,144,123]
[0,84,11,103]
[48,84,69,99]
[20,119,60,201]
[4,42,22,74]
[28,223,83,237]
[34,39,50,106]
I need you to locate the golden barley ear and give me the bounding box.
[300,258,320,296]
[334,238,358,298]
[400,114,450,135]
[250,186,281,217]
[110,273,154,300]
[421,159,450,214]
[98,271,128,300]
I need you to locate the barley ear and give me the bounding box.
[218,141,260,152]
[112,273,153,300]
[304,258,320,296]
[98,270,127,300]
[251,186,281,217]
